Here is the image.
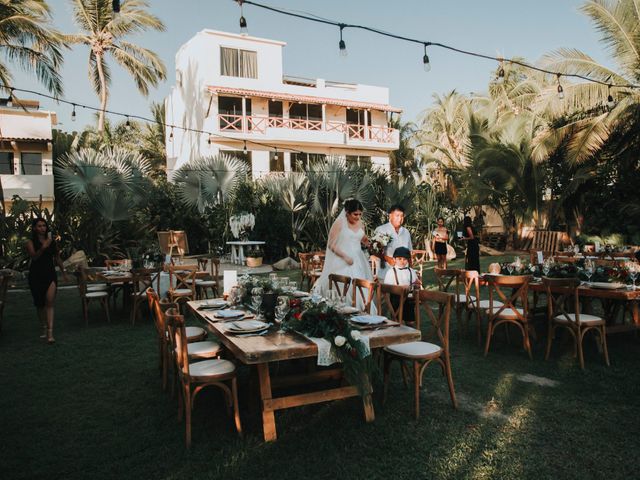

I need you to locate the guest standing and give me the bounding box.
[431,217,449,269]
[461,215,480,272]
[26,218,66,343]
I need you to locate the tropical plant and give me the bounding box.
[387,117,417,177]
[66,0,166,131]
[0,0,64,95]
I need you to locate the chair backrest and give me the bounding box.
[414,289,453,350]
[168,264,197,292]
[459,270,481,309]
[197,256,220,279]
[164,307,189,378]
[131,267,162,294]
[434,268,461,298]
[411,249,428,266]
[298,253,314,278]
[542,277,582,324]
[352,278,378,313]
[532,230,563,254]
[328,273,351,297]
[378,283,410,324]
[147,288,178,339]
[485,274,531,322]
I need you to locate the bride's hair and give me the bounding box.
[343,198,363,214]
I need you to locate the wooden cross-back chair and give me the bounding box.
[164,308,242,448]
[459,270,500,346]
[531,230,563,254]
[77,268,111,325]
[195,256,220,299]
[328,273,351,298]
[434,267,464,334]
[130,267,162,325]
[352,278,378,314]
[104,258,130,308]
[299,253,323,290]
[542,277,609,369]
[383,288,457,419]
[411,249,428,277]
[378,283,410,324]
[168,264,197,307]
[484,274,533,359]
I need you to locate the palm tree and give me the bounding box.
[387,117,417,177]
[537,0,640,164]
[0,0,64,95]
[66,0,166,131]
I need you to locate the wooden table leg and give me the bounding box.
[632,301,639,327]
[363,393,375,422]
[256,363,277,442]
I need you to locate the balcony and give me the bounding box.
[216,114,400,150]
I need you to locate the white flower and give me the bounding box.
[350,330,362,341]
[334,335,346,347]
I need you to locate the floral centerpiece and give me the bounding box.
[367,231,392,265]
[229,212,255,241]
[283,297,375,396]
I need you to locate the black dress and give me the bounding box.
[434,229,449,255]
[28,238,58,307]
[465,227,481,272]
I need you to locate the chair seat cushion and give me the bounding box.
[171,288,193,296]
[87,284,109,291]
[186,326,206,340]
[477,299,503,309]
[486,306,525,319]
[188,340,222,358]
[189,359,235,379]
[554,313,603,324]
[456,294,476,303]
[197,280,217,287]
[384,341,442,358]
[85,291,109,298]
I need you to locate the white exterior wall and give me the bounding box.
[166,30,399,177]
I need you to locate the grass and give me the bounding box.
[1,254,639,479]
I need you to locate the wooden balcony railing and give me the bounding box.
[218,114,397,144]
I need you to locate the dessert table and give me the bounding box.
[187,299,421,441]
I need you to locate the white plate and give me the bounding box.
[227,319,269,333]
[338,306,359,315]
[587,282,626,290]
[293,290,309,297]
[205,299,228,307]
[213,309,245,319]
[351,314,387,325]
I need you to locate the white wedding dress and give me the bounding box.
[312,210,376,313]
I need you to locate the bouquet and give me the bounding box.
[368,231,392,264]
[229,212,255,240]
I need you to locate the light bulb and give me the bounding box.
[557,84,564,100]
[496,66,505,84]
[239,16,248,35]
[243,141,248,155]
[169,127,174,141]
[71,105,76,122]
[423,44,431,72]
[125,117,131,129]
[607,94,615,109]
[339,26,347,57]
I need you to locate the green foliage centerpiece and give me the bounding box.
[283,297,375,396]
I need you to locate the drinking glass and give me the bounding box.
[327,289,340,306]
[289,280,298,293]
[507,263,514,275]
[274,296,290,333]
[269,273,278,283]
[251,287,263,315]
[584,260,594,283]
[542,261,551,277]
[280,276,290,292]
[628,264,638,290]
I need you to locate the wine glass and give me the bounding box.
[584,260,594,284]
[327,290,340,306]
[280,276,290,292]
[507,263,514,275]
[274,296,290,333]
[251,287,263,315]
[289,280,298,293]
[628,263,638,290]
[542,260,551,277]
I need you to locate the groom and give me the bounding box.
[374,204,413,280]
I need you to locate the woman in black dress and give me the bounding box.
[462,215,480,272]
[26,218,66,343]
[432,217,449,268]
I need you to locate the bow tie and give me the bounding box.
[398,267,410,270]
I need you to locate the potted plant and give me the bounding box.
[246,247,264,267]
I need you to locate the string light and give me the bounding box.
[273,147,279,161]
[338,24,347,57]
[496,62,505,84]
[207,136,212,145]
[71,104,76,122]
[423,43,431,72]
[238,0,248,35]
[125,116,131,129]
[556,74,564,100]
[169,126,174,141]
[112,0,120,16]
[607,85,615,109]
[243,141,248,154]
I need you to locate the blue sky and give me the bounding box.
[11,0,612,130]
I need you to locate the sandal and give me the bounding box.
[47,329,55,344]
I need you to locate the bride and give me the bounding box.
[312,199,375,311]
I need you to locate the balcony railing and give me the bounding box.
[218,114,397,144]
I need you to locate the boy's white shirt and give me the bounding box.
[383,266,418,286]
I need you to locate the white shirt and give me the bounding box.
[374,222,413,279]
[384,267,418,286]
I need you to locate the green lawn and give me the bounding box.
[1,255,639,479]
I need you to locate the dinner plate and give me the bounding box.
[350,314,387,325]
[587,282,626,290]
[213,309,245,319]
[293,290,310,298]
[338,305,359,315]
[227,319,270,333]
[205,299,228,307]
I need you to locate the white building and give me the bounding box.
[0,97,56,210]
[165,30,401,178]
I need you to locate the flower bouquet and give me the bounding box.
[229,212,255,240]
[367,231,392,265]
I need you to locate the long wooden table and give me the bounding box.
[187,300,421,441]
[528,281,640,333]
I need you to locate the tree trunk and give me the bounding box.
[96,53,108,132]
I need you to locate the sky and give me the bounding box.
[10,0,613,130]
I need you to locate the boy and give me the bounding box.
[383,247,421,323]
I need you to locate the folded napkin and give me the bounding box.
[213,309,245,319]
[351,314,387,325]
[229,319,268,331]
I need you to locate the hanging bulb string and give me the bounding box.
[239,0,640,90]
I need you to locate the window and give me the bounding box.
[220,47,258,78]
[218,96,251,130]
[346,155,371,168]
[269,151,284,172]
[346,109,371,126]
[290,153,325,172]
[289,103,322,121]
[20,152,42,174]
[222,150,253,179]
[0,152,13,174]
[268,100,283,118]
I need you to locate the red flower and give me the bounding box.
[293,312,301,320]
